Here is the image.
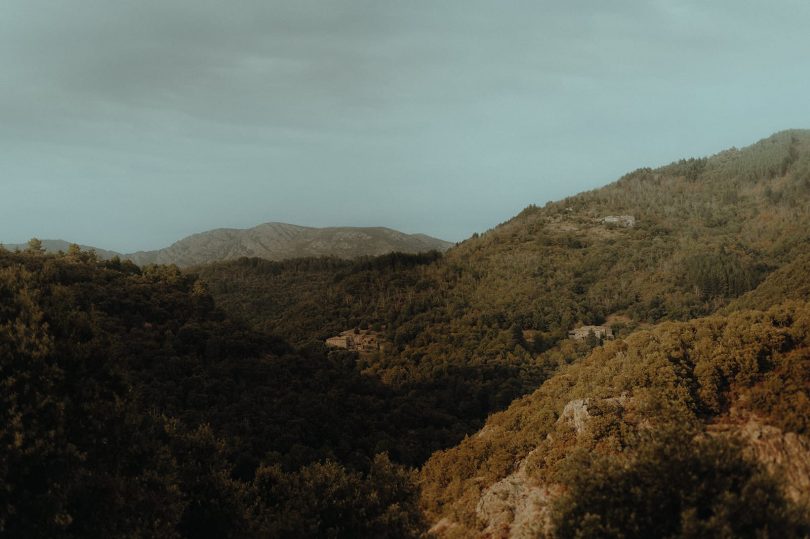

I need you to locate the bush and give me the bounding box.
[552,429,809,539]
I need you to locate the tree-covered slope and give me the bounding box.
[421,302,810,537]
[0,247,431,537]
[726,252,810,312]
[197,129,810,457]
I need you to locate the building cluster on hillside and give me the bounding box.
[599,215,636,227]
[568,325,614,341]
[325,329,381,352]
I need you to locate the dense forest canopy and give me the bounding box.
[0,249,426,537]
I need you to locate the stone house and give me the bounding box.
[568,325,614,341]
[599,215,636,227]
[325,329,381,352]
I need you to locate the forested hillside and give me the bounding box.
[0,247,429,537]
[421,301,810,537]
[4,130,810,537]
[198,130,810,464]
[204,130,810,339]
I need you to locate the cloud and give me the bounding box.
[1,1,810,250]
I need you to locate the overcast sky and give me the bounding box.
[2,1,810,251]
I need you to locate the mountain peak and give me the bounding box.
[126,222,452,267]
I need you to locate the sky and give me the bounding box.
[3,1,810,252]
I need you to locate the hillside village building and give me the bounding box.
[325,329,381,352]
[568,325,614,341]
[599,215,636,227]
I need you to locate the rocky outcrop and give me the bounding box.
[429,518,462,537]
[475,448,554,539]
[558,398,590,434]
[709,413,810,506]
[474,395,631,538]
[468,395,810,539]
[558,394,629,434]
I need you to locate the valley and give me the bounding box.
[3,130,810,537]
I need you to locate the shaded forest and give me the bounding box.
[0,248,427,537]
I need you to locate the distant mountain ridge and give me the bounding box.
[127,222,452,267]
[3,222,453,268]
[0,239,122,261]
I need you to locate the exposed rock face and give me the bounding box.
[744,422,810,504]
[476,448,553,539]
[558,398,591,434]
[470,407,810,539]
[429,518,462,536]
[474,395,631,538]
[558,394,629,434]
[709,414,810,506]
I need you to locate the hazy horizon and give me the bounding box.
[4,1,810,252]
[1,222,456,254]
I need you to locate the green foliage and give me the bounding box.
[682,250,763,300]
[0,250,427,537]
[197,252,556,460]
[249,454,424,538]
[0,264,183,537]
[552,430,808,539]
[420,302,810,532]
[749,348,810,435]
[661,157,708,182]
[26,237,44,253]
[728,252,810,312]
